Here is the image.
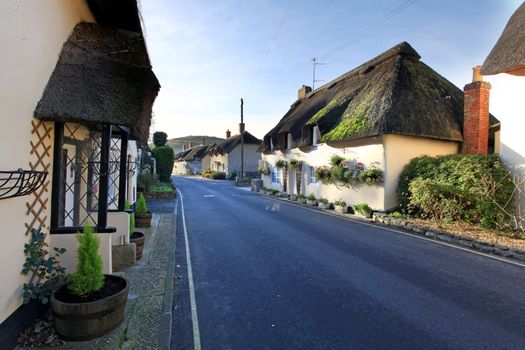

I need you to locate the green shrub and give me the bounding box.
[228,171,237,180]
[136,193,148,216]
[354,203,372,214]
[212,171,226,180]
[137,171,158,193]
[21,228,66,304]
[319,197,329,204]
[152,131,168,147]
[151,146,175,182]
[307,193,316,201]
[69,225,104,296]
[398,154,515,229]
[330,154,345,167]
[258,164,270,175]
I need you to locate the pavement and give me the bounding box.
[172,176,525,350]
[19,198,177,350]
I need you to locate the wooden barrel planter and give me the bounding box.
[135,212,152,228]
[130,232,145,260]
[51,275,129,341]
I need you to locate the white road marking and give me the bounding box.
[203,194,215,198]
[177,188,202,350]
[258,193,525,269]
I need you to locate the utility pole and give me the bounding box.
[312,57,326,90]
[240,98,245,181]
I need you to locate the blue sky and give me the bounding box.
[140,0,522,140]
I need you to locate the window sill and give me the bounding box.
[51,226,117,234]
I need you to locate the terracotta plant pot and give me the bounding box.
[130,231,145,260]
[51,275,129,341]
[135,212,152,228]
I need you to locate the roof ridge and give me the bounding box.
[303,42,420,99]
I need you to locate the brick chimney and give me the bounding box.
[463,66,491,155]
[298,85,312,99]
[226,129,231,139]
[182,144,186,151]
[200,136,205,146]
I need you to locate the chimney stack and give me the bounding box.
[200,136,205,146]
[226,129,231,139]
[463,66,491,155]
[182,144,186,151]
[188,141,193,149]
[298,85,312,99]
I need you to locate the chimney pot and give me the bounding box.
[226,129,231,139]
[472,65,483,82]
[298,85,312,99]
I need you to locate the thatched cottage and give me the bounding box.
[0,0,158,340]
[174,140,216,175]
[209,130,262,177]
[259,42,499,211]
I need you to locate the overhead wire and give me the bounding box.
[323,0,419,61]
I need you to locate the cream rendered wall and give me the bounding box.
[210,153,229,172]
[201,155,212,172]
[226,144,260,175]
[261,138,386,210]
[383,134,460,210]
[0,0,95,323]
[485,74,525,217]
[50,233,112,275]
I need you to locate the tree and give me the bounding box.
[153,131,168,147]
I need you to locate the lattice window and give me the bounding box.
[56,123,106,227]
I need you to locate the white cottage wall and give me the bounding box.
[0,0,95,323]
[261,138,386,210]
[485,74,525,217]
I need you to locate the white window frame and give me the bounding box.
[308,166,318,184]
[271,167,281,184]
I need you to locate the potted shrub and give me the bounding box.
[135,193,152,228]
[289,194,298,201]
[318,198,332,209]
[127,201,145,260]
[289,159,300,169]
[298,194,308,204]
[51,226,129,341]
[354,203,373,218]
[306,194,318,206]
[334,199,348,213]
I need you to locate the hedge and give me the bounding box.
[397,154,515,229]
[151,146,175,182]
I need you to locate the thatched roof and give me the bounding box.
[87,0,143,34]
[482,2,525,75]
[175,148,192,161]
[260,42,472,153]
[209,131,261,156]
[34,21,160,142]
[178,144,215,162]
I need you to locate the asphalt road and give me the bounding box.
[171,176,525,350]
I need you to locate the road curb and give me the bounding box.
[254,190,525,266]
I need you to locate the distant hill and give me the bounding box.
[164,135,225,154]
